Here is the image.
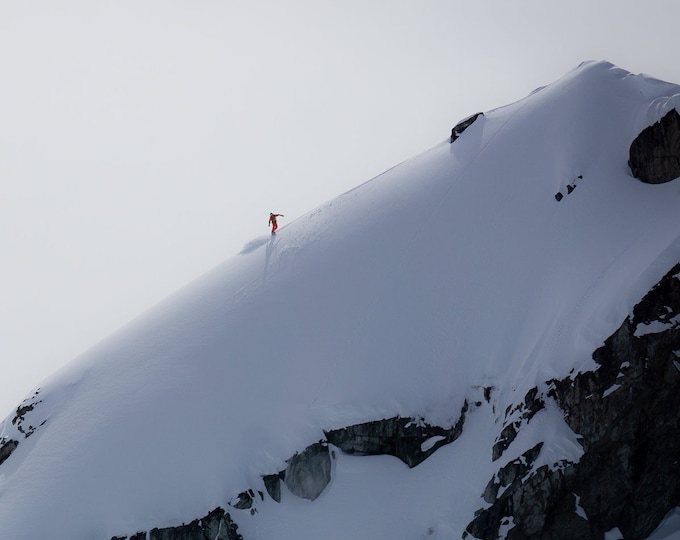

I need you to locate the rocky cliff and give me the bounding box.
[466,262,680,540]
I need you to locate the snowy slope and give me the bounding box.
[2,61,680,539]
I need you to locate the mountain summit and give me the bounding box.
[2,61,680,540]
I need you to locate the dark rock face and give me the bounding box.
[11,389,46,439]
[113,507,242,540]
[283,441,332,501]
[263,472,283,503]
[325,403,468,468]
[468,463,588,540]
[629,109,680,184]
[493,388,544,461]
[467,262,680,540]
[482,443,544,505]
[0,439,18,467]
[231,490,255,511]
[451,113,483,143]
[550,262,680,539]
[0,389,49,470]
[112,533,146,540]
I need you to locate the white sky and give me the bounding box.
[1,0,679,417]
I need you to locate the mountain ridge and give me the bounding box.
[2,60,680,539]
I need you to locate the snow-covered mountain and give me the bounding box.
[2,61,680,540]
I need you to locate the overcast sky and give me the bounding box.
[1,0,679,417]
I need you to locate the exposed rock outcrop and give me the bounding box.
[325,404,468,468]
[263,472,283,503]
[11,389,46,439]
[0,439,18,467]
[467,262,680,540]
[629,109,680,184]
[230,490,257,511]
[554,175,582,202]
[283,441,332,501]
[468,462,585,540]
[492,389,544,461]
[451,113,483,143]
[0,389,49,469]
[482,443,544,505]
[113,507,242,540]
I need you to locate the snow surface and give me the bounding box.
[2,61,680,539]
[634,314,680,336]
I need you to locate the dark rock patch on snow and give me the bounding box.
[262,472,283,503]
[0,439,18,467]
[325,403,468,468]
[629,109,680,184]
[450,113,483,143]
[11,389,46,439]
[230,490,257,512]
[113,507,242,540]
[554,175,582,202]
[282,441,332,501]
[492,388,544,461]
[112,533,146,540]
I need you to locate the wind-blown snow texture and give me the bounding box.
[2,61,680,539]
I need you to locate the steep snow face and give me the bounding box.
[2,61,680,539]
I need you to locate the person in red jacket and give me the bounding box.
[269,212,284,233]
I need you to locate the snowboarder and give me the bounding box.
[269,212,284,234]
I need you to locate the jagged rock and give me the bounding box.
[492,388,544,461]
[268,407,469,504]
[468,463,590,540]
[483,443,543,504]
[263,472,283,503]
[0,439,18,467]
[11,390,45,438]
[114,507,242,540]
[283,441,331,501]
[550,262,680,539]
[451,112,483,143]
[629,109,680,184]
[230,490,254,510]
[467,262,680,540]
[325,403,468,468]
